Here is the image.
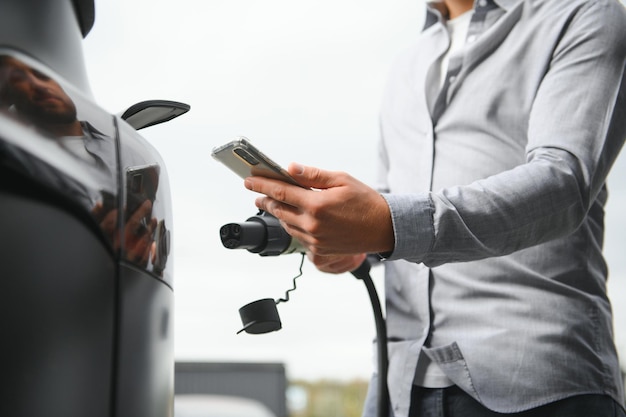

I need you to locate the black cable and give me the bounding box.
[351,259,389,417]
[276,253,305,304]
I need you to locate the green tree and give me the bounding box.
[289,379,369,417]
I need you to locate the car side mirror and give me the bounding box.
[120,100,190,130]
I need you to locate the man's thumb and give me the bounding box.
[288,162,338,189]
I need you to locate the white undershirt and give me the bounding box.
[59,135,94,161]
[440,9,473,87]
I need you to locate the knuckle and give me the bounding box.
[305,238,323,256]
[308,246,321,256]
[307,201,323,217]
[272,184,288,203]
[304,217,322,236]
[308,167,323,182]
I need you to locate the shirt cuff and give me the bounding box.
[380,193,434,263]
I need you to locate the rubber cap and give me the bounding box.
[237,298,282,335]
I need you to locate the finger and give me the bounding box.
[280,220,316,249]
[245,176,310,209]
[287,163,348,190]
[151,241,158,264]
[308,253,366,274]
[92,202,104,218]
[128,239,151,265]
[130,199,152,222]
[254,196,305,227]
[100,208,118,236]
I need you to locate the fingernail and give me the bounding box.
[291,163,304,175]
[244,178,252,189]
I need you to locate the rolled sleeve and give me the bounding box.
[380,192,434,263]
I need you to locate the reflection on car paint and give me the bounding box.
[0,52,171,282]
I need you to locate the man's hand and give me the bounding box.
[93,199,156,267]
[307,253,368,274]
[123,200,157,266]
[244,162,394,257]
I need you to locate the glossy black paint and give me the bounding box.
[0,2,178,416]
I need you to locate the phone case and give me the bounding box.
[211,137,302,186]
[125,163,160,217]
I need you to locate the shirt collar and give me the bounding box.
[80,120,106,140]
[492,0,518,11]
[423,0,517,29]
[425,1,448,19]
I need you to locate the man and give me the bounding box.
[244,0,626,416]
[0,54,113,168]
[0,54,158,269]
[0,55,84,137]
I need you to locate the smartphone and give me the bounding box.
[211,137,303,187]
[125,163,160,218]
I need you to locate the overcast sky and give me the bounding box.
[83,1,626,382]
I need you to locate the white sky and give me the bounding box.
[83,1,626,382]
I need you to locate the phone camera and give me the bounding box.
[234,148,259,165]
[130,173,143,193]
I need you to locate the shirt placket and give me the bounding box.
[430,0,500,125]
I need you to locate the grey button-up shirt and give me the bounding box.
[368,0,626,416]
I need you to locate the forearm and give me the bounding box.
[385,147,602,266]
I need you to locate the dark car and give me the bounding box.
[0,1,188,416]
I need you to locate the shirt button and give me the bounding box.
[478,0,488,7]
[467,34,478,43]
[449,75,457,83]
